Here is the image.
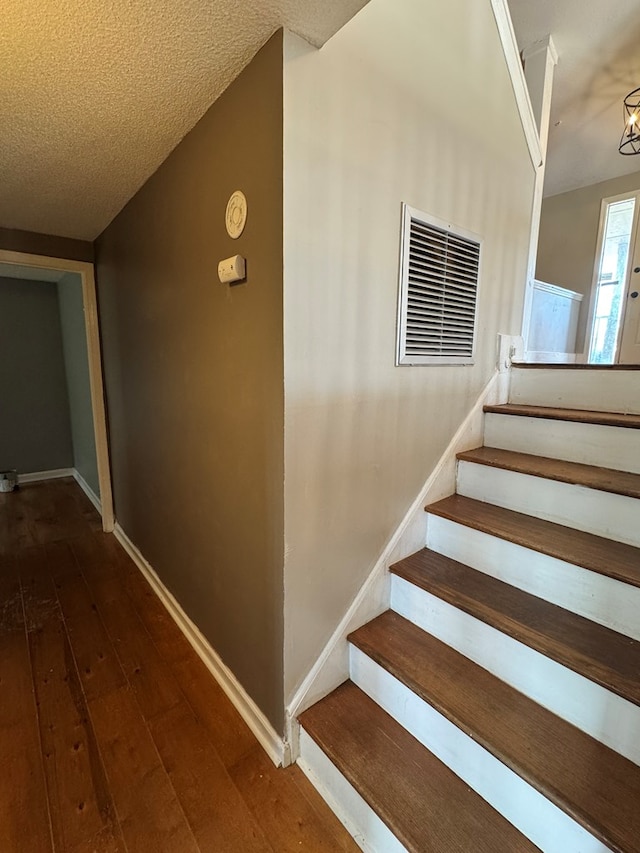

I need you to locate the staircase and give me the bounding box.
[297,364,640,853]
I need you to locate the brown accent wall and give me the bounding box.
[0,228,94,262]
[95,33,284,729]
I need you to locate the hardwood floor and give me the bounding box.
[0,478,359,853]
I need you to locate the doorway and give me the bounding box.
[586,191,640,364]
[0,250,114,531]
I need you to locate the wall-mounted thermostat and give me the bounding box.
[218,254,246,284]
[225,190,248,239]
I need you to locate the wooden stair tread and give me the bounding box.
[349,611,640,853]
[484,403,640,429]
[457,446,640,499]
[299,681,538,853]
[426,493,640,589]
[390,548,640,707]
[511,362,640,370]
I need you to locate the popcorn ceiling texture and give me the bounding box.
[0,0,369,240]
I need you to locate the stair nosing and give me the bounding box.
[425,493,640,590]
[348,610,638,853]
[456,446,640,500]
[299,681,539,853]
[390,547,640,709]
[484,403,640,429]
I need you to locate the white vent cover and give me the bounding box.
[397,204,481,365]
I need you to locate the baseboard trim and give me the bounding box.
[112,522,288,768]
[18,467,74,484]
[285,365,509,753]
[72,469,101,513]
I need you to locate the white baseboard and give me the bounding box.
[18,467,74,484]
[112,522,288,768]
[72,469,101,513]
[285,361,511,753]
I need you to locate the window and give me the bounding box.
[396,204,481,365]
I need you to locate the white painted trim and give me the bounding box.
[390,575,640,764]
[350,647,609,853]
[489,0,542,169]
[112,522,287,768]
[0,250,114,533]
[533,280,583,302]
[584,189,640,364]
[298,729,406,853]
[522,35,558,66]
[72,469,101,513]
[285,364,512,748]
[18,467,74,484]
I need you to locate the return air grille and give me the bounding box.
[397,205,481,365]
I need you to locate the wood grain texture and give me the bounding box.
[426,493,640,588]
[0,553,53,853]
[484,403,640,429]
[458,446,640,499]
[391,548,640,706]
[0,479,358,852]
[20,549,124,853]
[300,681,538,853]
[512,362,640,370]
[350,610,640,853]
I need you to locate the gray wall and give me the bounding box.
[95,33,284,730]
[0,277,73,474]
[58,273,99,496]
[537,170,640,353]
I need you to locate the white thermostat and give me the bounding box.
[225,190,248,239]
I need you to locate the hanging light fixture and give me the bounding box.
[619,87,640,155]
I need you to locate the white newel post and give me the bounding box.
[520,35,558,357]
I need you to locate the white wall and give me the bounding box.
[283,0,536,702]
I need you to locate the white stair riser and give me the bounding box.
[484,413,640,475]
[426,514,640,642]
[457,461,640,548]
[509,368,640,414]
[349,647,610,853]
[390,575,640,765]
[298,729,406,853]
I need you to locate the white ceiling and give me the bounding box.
[508,0,640,197]
[0,0,369,242]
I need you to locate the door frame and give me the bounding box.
[582,189,640,364]
[0,249,114,532]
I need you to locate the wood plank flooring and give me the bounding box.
[0,479,359,853]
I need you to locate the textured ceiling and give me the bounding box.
[0,0,369,241]
[508,0,640,197]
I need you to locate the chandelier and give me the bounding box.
[619,87,640,155]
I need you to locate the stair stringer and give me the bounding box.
[285,364,512,759]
